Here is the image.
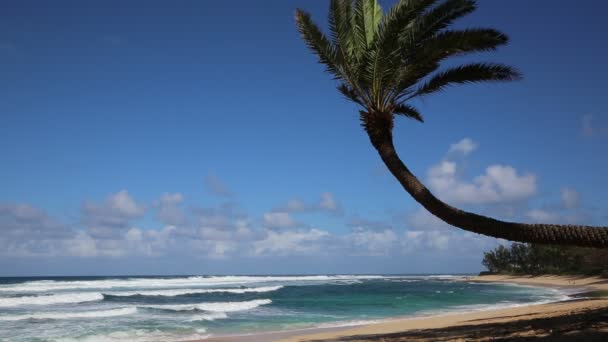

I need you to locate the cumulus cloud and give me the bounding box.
[0,203,72,239]
[61,225,179,258]
[253,228,330,256]
[401,230,449,252]
[428,161,537,205]
[0,201,170,258]
[347,228,397,256]
[174,203,256,258]
[448,138,478,156]
[0,198,493,261]
[7,147,593,264]
[156,193,186,226]
[425,139,537,205]
[398,138,602,254]
[81,190,145,239]
[263,212,296,229]
[398,138,565,255]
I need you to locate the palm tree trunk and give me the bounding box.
[362,111,608,248]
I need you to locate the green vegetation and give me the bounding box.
[482,243,608,276]
[296,0,608,247]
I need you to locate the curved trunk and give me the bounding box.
[362,111,608,248]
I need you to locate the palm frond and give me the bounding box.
[295,9,345,80]
[412,0,477,40]
[337,83,365,106]
[371,0,439,99]
[354,0,383,48]
[413,63,522,97]
[295,0,521,117]
[391,28,508,102]
[393,103,424,122]
[423,29,509,59]
[377,0,439,46]
[329,0,357,59]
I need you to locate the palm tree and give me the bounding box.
[295,0,608,247]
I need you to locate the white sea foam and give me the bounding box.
[0,292,103,307]
[142,299,272,312]
[0,275,385,293]
[188,312,229,321]
[106,285,282,297]
[53,328,209,342]
[0,307,137,321]
[316,319,383,329]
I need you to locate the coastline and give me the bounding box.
[193,275,608,342]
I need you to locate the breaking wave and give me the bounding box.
[0,307,137,321]
[105,285,282,297]
[187,312,229,321]
[142,299,272,312]
[0,292,103,307]
[0,275,384,293]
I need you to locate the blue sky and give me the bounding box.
[0,0,606,276]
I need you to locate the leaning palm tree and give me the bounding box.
[295,0,608,247]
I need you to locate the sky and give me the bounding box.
[0,0,607,276]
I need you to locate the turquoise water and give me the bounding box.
[0,275,569,341]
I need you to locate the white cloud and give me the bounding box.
[65,231,98,257]
[448,138,478,155]
[428,161,536,205]
[561,188,580,209]
[253,228,329,256]
[347,228,397,256]
[156,193,186,226]
[107,190,145,217]
[263,212,296,229]
[190,240,237,259]
[0,203,71,239]
[401,230,450,252]
[526,209,559,222]
[81,190,146,238]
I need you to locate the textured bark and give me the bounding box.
[361,111,608,248]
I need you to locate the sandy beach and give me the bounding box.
[196,275,608,342]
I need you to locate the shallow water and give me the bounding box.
[0,275,569,341]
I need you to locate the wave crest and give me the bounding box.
[0,307,136,321]
[0,292,103,307]
[142,299,272,312]
[188,312,229,321]
[0,275,385,293]
[106,285,282,297]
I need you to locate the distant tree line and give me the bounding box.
[482,243,608,276]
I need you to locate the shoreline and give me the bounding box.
[192,275,608,342]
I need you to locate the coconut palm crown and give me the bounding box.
[296,0,608,247]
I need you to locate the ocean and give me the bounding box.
[0,275,571,341]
